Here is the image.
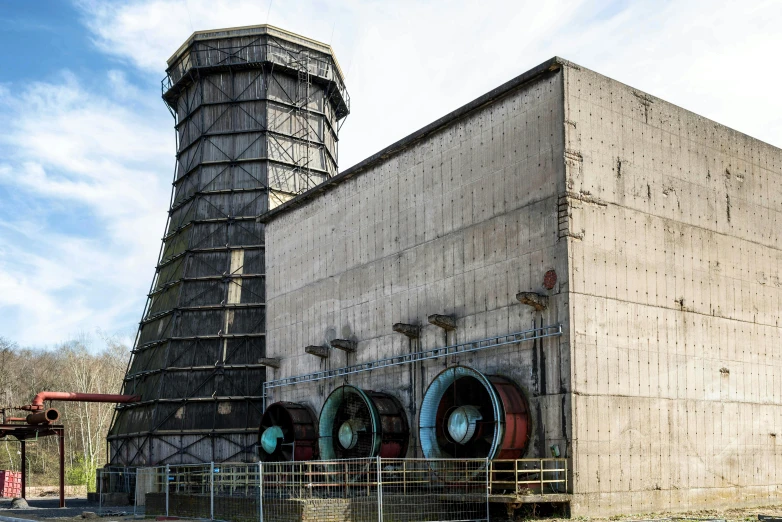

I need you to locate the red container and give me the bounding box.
[0,471,22,498]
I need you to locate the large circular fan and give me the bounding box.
[259,402,318,461]
[319,385,409,460]
[419,366,530,460]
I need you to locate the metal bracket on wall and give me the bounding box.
[264,324,563,391]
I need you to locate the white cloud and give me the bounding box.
[5,0,779,346]
[77,0,781,172]
[0,73,172,346]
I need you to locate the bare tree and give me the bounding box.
[0,334,129,489]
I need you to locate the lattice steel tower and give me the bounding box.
[108,25,349,465]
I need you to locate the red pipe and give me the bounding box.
[23,392,140,411]
[27,409,60,425]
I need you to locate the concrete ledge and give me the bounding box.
[305,345,329,358]
[490,493,571,504]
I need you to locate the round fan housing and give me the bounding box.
[419,366,530,460]
[259,401,318,461]
[319,385,409,459]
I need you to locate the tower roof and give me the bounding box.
[166,24,346,84]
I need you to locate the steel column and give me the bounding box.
[58,428,65,508]
[20,440,25,499]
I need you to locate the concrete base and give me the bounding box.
[85,492,129,506]
[147,492,486,522]
[490,493,571,504]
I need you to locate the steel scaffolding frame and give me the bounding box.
[109,27,349,467]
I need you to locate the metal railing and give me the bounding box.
[95,468,137,515]
[161,38,349,116]
[488,458,568,496]
[134,458,568,521]
[264,324,563,391]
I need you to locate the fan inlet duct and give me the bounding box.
[319,385,409,459]
[259,402,318,461]
[420,366,530,460]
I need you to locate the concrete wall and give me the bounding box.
[265,67,570,460]
[562,63,782,515]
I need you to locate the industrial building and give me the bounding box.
[258,56,782,516]
[109,25,349,466]
[108,22,782,518]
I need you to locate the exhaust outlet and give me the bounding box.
[26,408,60,425]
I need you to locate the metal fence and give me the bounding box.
[95,468,137,515]
[133,458,568,522]
[488,459,568,496]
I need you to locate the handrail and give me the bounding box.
[146,457,569,495]
[161,39,350,117]
[489,458,568,495]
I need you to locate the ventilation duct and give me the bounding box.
[259,402,318,461]
[319,385,409,459]
[419,366,530,460]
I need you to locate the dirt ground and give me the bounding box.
[2,497,781,521]
[501,503,782,522]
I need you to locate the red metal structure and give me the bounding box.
[0,423,65,507]
[21,392,139,411]
[0,391,140,508]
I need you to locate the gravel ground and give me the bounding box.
[0,498,138,521]
[505,504,782,522]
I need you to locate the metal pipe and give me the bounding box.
[25,409,60,425]
[23,392,140,411]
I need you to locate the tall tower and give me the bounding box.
[108,25,349,465]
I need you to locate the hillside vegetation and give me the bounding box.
[0,336,127,490]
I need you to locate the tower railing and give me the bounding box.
[161,38,349,118]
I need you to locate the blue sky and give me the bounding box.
[1,0,780,348]
[0,2,100,82]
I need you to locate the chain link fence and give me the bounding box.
[133,458,567,521]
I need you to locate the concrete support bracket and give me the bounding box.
[392,323,421,339]
[259,357,281,369]
[305,345,329,358]
[330,339,357,352]
[428,314,457,331]
[516,292,549,311]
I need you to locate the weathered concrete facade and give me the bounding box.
[563,64,782,514]
[261,58,782,515]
